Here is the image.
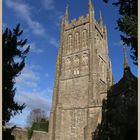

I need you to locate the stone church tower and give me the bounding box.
[49,1,113,140]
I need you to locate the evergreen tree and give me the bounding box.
[93,66,137,140]
[2,24,30,125]
[103,0,138,64]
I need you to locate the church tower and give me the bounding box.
[48,1,113,140]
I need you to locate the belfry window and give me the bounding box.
[68,35,72,52]
[75,32,80,48]
[73,68,79,76]
[82,30,87,47]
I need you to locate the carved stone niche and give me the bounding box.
[65,57,71,69]
[73,55,80,67]
[81,53,88,65]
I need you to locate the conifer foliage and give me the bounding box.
[93,67,137,140]
[2,24,30,125]
[103,0,138,64]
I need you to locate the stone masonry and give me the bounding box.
[48,0,113,140]
[11,128,49,140]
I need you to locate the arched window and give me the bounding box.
[73,55,79,67]
[68,35,72,53]
[65,57,71,69]
[82,53,88,65]
[73,68,79,76]
[82,30,87,47]
[99,56,106,82]
[75,32,80,50]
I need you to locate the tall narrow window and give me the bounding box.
[65,57,71,69]
[82,30,87,48]
[75,32,80,50]
[68,35,72,53]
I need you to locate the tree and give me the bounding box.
[26,108,46,127]
[26,109,49,140]
[2,24,30,125]
[103,0,138,64]
[93,66,137,140]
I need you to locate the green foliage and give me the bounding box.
[2,24,30,125]
[26,108,46,127]
[103,0,138,65]
[27,128,33,140]
[31,118,49,132]
[27,109,49,140]
[27,118,49,140]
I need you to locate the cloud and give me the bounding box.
[5,0,45,36]
[9,109,30,128]
[15,64,53,109]
[45,73,49,77]
[5,0,62,48]
[55,14,63,27]
[41,0,55,10]
[15,87,53,115]
[30,43,44,54]
[41,0,63,27]
[12,62,53,127]
[112,40,124,47]
[2,23,7,29]
[48,36,59,48]
[16,91,51,112]
[30,65,42,71]
[9,87,53,127]
[16,65,40,89]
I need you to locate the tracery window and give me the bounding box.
[65,57,71,69]
[73,68,80,76]
[82,53,88,65]
[73,55,79,67]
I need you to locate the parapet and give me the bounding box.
[65,14,89,30]
[11,127,49,140]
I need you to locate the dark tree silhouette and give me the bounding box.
[93,66,137,140]
[2,24,30,125]
[103,0,138,64]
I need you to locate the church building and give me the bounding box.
[48,0,113,140]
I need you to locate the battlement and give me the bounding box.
[65,14,89,30]
[64,13,104,36]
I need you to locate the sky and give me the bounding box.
[3,0,138,128]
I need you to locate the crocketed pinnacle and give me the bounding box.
[123,47,129,69]
[88,0,94,11]
[65,4,69,21]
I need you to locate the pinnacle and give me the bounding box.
[99,11,102,21]
[65,4,69,16]
[88,0,94,10]
[123,47,129,69]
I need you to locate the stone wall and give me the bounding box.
[11,128,49,140]
[31,130,49,140]
[11,128,28,140]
